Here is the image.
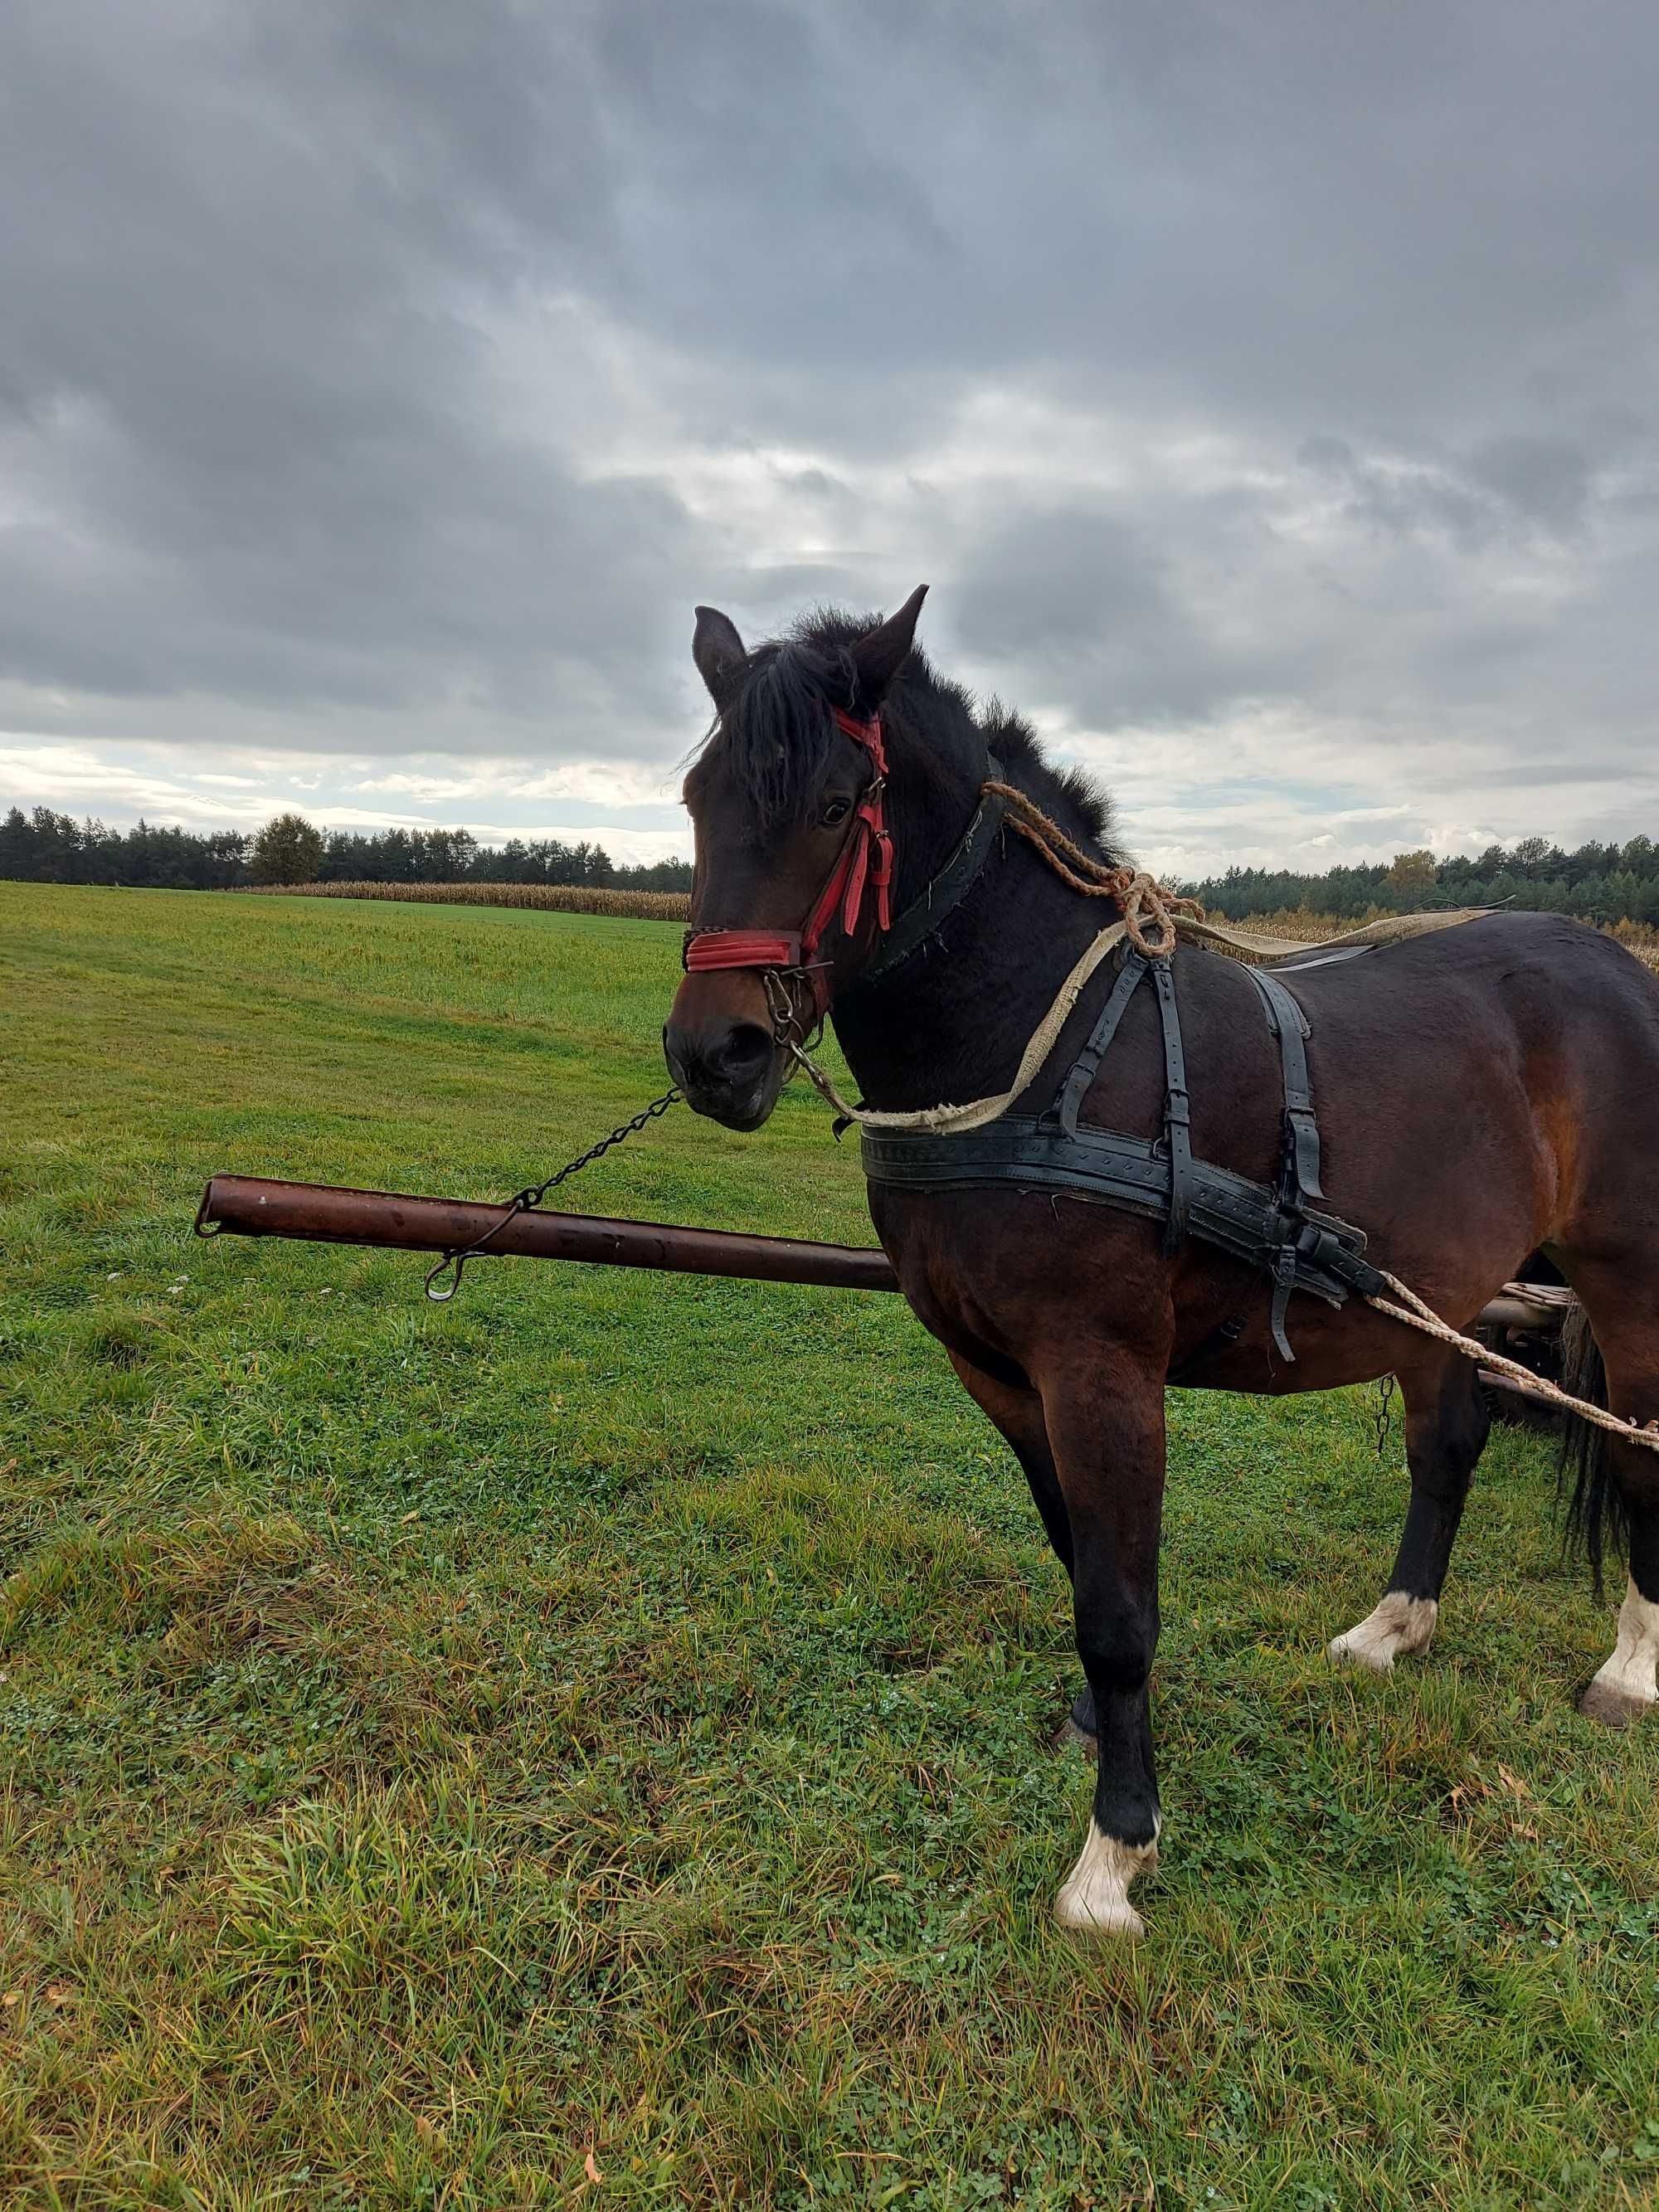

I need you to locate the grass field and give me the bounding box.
[2,882,1657,2210]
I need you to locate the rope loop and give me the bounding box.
[982,780,1204,958]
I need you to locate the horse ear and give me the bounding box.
[849,585,928,706]
[693,605,747,705]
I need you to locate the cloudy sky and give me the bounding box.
[4,2,1657,877]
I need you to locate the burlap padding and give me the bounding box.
[1176,907,1493,965]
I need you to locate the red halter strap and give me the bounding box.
[683,929,802,973]
[680,707,893,1004]
[802,708,893,958]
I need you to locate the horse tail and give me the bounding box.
[1557,1300,1627,1601]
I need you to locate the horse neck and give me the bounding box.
[829,739,1116,1113]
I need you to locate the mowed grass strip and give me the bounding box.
[1,881,1656,2210]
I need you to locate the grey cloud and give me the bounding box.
[1467,436,1592,535]
[2,0,1658,864]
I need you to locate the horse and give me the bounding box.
[663,586,1659,1939]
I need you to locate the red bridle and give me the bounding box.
[682,707,894,1023]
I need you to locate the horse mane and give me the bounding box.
[703,607,1121,863]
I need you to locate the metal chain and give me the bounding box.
[423,1087,681,1303]
[1371,1370,1396,1456]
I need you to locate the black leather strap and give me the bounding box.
[860,1117,1385,1309]
[1268,1243,1299,1362]
[1057,950,1148,1136]
[1151,957,1193,1254]
[852,756,1007,994]
[1245,965,1324,1203]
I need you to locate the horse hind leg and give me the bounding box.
[1554,1260,1659,1725]
[1329,1349,1490,1673]
[1582,1568,1659,1724]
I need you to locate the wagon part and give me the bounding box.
[1477,1366,1566,1412]
[1482,1289,1574,1333]
[196,1175,1569,1349]
[195,1174,899,1292]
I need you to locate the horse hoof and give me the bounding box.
[1056,1894,1146,1940]
[1578,1679,1653,1728]
[1053,1821,1156,1939]
[1327,1594,1438,1674]
[1328,1631,1395,1674]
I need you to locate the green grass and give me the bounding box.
[2,880,1656,2210]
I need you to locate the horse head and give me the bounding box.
[664,586,928,1130]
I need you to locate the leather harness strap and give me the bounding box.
[1057,949,1150,1137]
[1151,956,1193,1257]
[860,1116,1386,1315]
[684,929,801,975]
[854,758,1006,991]
[1054,946,1192,1256]
[864,941,1384,1363]
[1243,964,1323,1359]
[1245,965,1324,1203]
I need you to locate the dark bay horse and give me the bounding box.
[664,588,1659,1938]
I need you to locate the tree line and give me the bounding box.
[8,804,1659,926]
[1188,835,1659,926]
[0,806,694,894]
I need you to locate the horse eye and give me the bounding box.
[820,796,852,828]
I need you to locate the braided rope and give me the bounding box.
[1367,1268,1659,1454]
[789,921,1127,1130]
[983,780,1206,958]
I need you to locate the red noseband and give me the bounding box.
[681,707,893,1018]
[683,929,802,973]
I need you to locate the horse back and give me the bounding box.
[1180,912,1659,1277]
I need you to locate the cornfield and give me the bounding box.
[1232,907,1659,971]
[239,880,690,920]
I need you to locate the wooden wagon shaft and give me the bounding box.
[196,1174,1566,1343]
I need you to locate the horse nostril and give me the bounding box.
[664,1020,772,1096]
[711,1023,774,1082]
[663,1023,691,1087]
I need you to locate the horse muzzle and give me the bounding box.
[664,977,788,1130]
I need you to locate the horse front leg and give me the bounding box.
[946,1350,1112,1751]
[1039,1354,1167,1939]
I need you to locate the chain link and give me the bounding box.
[423,1087,681,1303]
[1371,1370,1397,1456]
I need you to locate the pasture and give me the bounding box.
[2,880,1657,2209]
